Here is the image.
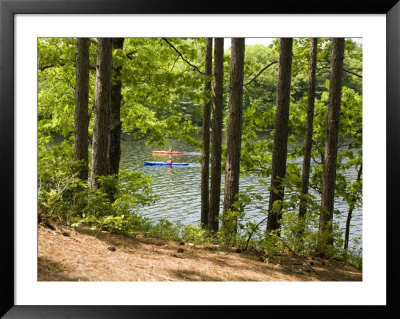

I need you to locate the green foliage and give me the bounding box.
[218,186,264,248]
[147,219,181,240]
[181,225,212,244]
[38,140,156,234]
[218,208,241,248]
[38,140,85,221]
[38,38,96,139]
[38,37,204,148]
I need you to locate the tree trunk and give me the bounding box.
[344,163,362,250]
[319,38,345,246]
[74,38,90,181]
[267,38,293,233]
[200,38,213,229]
[223,38,245,231]
[208,38,224,232]
[298,38,318,224]
[107,38,124,176]
[91,38,113,189]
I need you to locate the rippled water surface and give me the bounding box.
[120,133,362,249]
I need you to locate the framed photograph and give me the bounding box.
[1,0,398,317]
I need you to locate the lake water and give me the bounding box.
[119,133,362,250]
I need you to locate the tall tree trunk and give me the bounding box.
[298,38,318,227]
[267,38,293,233]
[344,163,362,250]
[208,38,224,232]
[107,38,124,176]
[91,38,113,189]
[200,38,213,229]
[319,38,345,246]
[74,38,90,181]
[223,38,245,231]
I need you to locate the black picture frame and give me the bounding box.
[1,0,398,318]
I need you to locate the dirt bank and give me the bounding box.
[38,222,362,282]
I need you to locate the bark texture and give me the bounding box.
[344,163,362,250]
[299,38,318,219]
[208,38,224,232]
[200,38,213,228]
[267,38,293,233]
[91,38,113,189]
[223,38,245,229]
[74,38,90,181]
[107,38,124,176]
[319,38,345,245]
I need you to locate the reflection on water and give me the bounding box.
[120,133,362,249]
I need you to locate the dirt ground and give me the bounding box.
[38,221,362,282]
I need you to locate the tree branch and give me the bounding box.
[170,55,180,71]
[38,63,96,72]
[38,64,58,71]
[245,216,268,250]
[343,68,362,78]
[244,61,278,87]
[317,64,362,78]
[161,38,205,75]
[272,234,318,274]
[244,217,317,274]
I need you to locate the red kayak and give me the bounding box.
[152,151,184,155]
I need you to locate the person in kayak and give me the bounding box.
[166,157,173,164]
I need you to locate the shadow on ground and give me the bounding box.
[38,257,90,281]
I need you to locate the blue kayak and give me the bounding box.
[144,161,189,166]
